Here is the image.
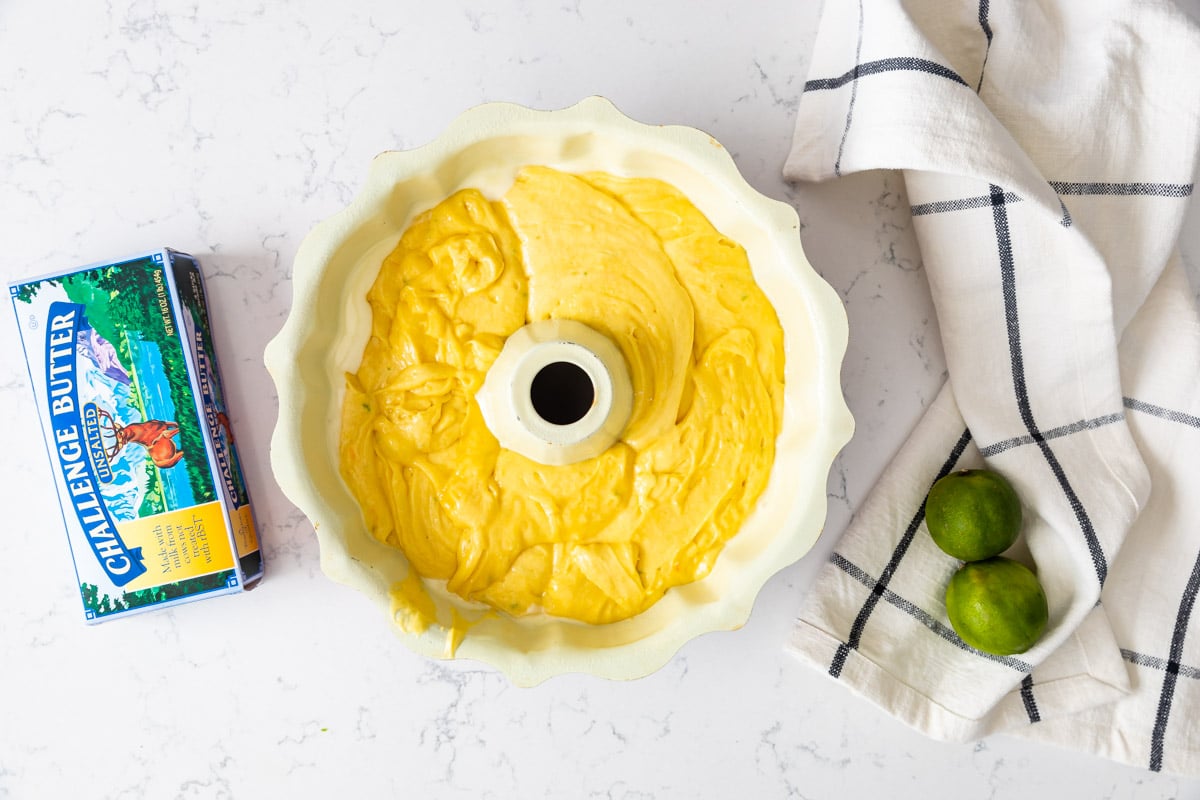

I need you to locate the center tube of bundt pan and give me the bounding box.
[476,319,633,466]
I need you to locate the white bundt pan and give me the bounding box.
[264,97,853,686]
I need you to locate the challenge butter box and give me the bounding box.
[10,249,262,622]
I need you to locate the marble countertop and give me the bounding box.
[3,1,1199,797]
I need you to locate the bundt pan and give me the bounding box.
[264,97,853,686]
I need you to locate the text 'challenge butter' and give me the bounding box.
[11,249,262,622]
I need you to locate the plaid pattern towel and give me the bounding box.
[784,0,1200,775]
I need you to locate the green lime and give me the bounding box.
[925,469,1022,561]
[945,557,1048,655]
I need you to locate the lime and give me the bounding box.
[945,557,1048,655]
[925,469,1022,561]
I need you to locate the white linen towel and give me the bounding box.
[784,0,1200,775]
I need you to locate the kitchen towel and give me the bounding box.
[784,0,1200,775]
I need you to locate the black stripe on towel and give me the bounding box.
[978,412,1124,457]
[1122,649,1200,681]
[1123,397,1200,430]
[805,57,970,92]
[991,183,1107,586]
[1149,548,1200,772]
[976,0,993,92]
[1058,199,1073,228]
[911,191,1020,216]
[1020,675,1041,723]
[828,428,973,678]
[1050,182,1193,198]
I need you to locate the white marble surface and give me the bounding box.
[3,1,1199,798]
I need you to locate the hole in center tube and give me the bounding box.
[530,361,595,426]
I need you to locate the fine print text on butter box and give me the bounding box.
[10,249,262,622]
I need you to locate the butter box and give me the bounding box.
[10,249,262,622]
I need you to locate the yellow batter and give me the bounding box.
[340,166,784,625]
